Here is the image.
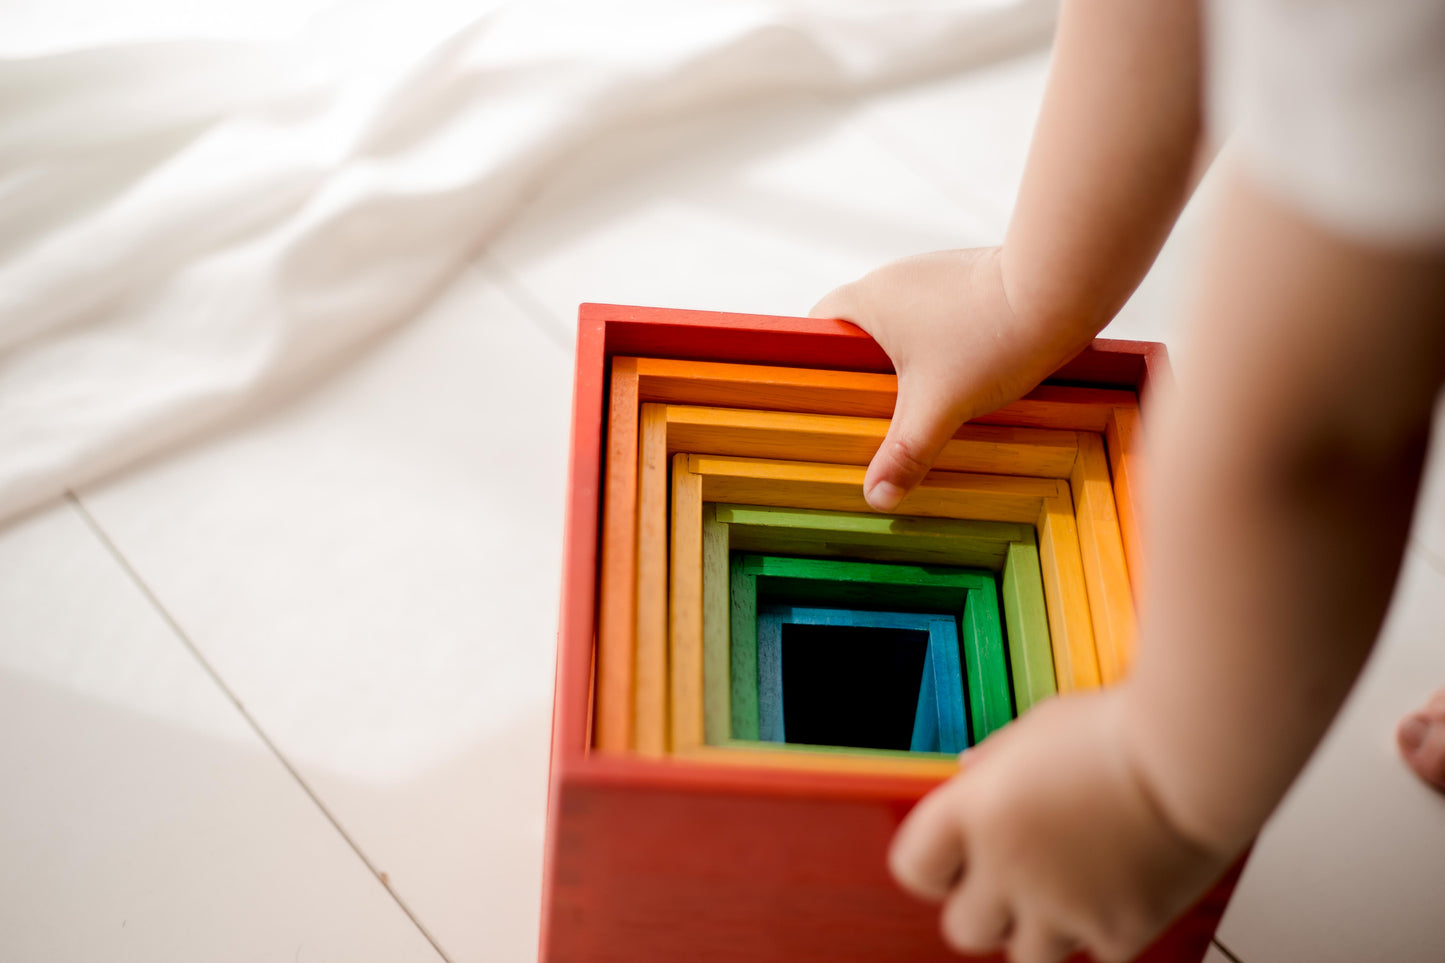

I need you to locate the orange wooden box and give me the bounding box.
[540,303,1241,962]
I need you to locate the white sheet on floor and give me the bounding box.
[0,0,1057,525]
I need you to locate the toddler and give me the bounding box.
[812,1,1445,960]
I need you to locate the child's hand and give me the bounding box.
[889,692,1228,963]
[810,248,1086,512]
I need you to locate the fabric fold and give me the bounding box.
[0,0,1057,524]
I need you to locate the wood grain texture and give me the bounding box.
[678,743,959,778]
[729,555,759,740]
[545,306,1226,963]
[658,454,1094,773]
[719,504,1026,570]
[595,372,1125,750]
[1106,404,1146,598]
[924,620,969,753]
[633,356,1134,431]
[663,405,1079,478]
[712,508,1047,758]
[911,651,941,753]
[960,574,1012,741]
[669,454,705,753]
[629,402,1087,754]
[633,404,670,755]
[717,739,955,762]
[702,507,731,746]
[692,454,1058,524]
[755,604,967,753]
[755,607,785,743]
[744,553,995,604]
[745,601,971,751]
[546,763,1242,963]
[1037,487,1101,692]
[1070,431,1137,684]
[739,555,1006,746]
[548,310,605,771]
[1000,535,1057,712]
[594,359,640,751]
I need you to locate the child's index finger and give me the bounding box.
[888,780,970,903]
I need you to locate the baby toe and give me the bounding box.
[1397,710,1445,794]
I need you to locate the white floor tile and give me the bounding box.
[1216,546,1445,963]
[75,267,571,963]
[0,500,442,963]
[849,49,1052,236]
[487,91,999,330]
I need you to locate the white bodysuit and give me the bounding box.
[1209,0,1445,244]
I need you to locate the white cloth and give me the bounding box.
[1209,0,1445,244]
[0,0,1060,525]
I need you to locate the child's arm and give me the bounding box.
[812,0,1203,511]
[887,170,1445,962]
[1124,176,1445,854]
[816,1,1445,959]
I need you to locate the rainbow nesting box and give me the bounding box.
[540,304,1242,962]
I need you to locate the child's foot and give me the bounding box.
[1397,690,1445,793]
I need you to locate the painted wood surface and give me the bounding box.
[910,651,941,753]
[729,555,759,740]
[665,407,1129,692]
[744,554,995,606]
[669,454,705,752]
[756,604,968,754]
[710,508,1048,750]
[1106,404,1146,597]
[700,459,1093,701]
[740,555,1006,748]
[546,766,1243,962]
[663,405,1079,478]
[701,507,731,746]
[591,364,1123,752]
[911,635,970,753]
[720,739,955,762]
[545,304,1226,963]
[677,743,959,778]
[960,573,1012,741]
[554,311,1165,771]
[1001,535,1058,712]
[594,358,639,751]
[544,307,603,774]
[1038,486,1101,692]
[633,355,1135,431]
[755,606,784,743]
[697,459,1095,693]
[633,404,670,755]
[719,503,1026,570]
[658,454,1095,767]
[575,329,1150,757]
[1070,430,1137,684]
[600,365,1122,753]
[692,454,1058,524]
[716,506,1052,704]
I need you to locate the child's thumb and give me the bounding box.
[864,379,962,512]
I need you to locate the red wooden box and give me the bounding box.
[539,303,1239,962]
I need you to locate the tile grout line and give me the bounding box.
[66,491,456,963]
[1212,937,1246,963]
[470,250,574,353]
[1411,535,1445,577]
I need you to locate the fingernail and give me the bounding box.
[866,480,903,512]
[1400,715,1429,752]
